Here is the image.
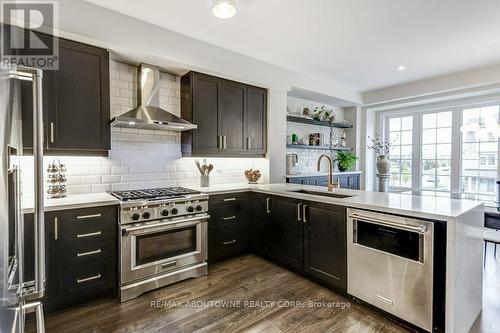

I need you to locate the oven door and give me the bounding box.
[120,215,208,284]
[347,208,434,332]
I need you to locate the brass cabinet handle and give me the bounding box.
[77,274,101,284]
[77,213,102,220]
[266,197,271,213]
[54,217,58,240]
[50,122,55,143]
[302,204,308,223]
[297,203,302,222]
[77,249,101,257]
[77,231,102,238]
[223,239,236,245]
[223,216,236,220]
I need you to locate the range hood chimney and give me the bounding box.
[110,63,196,131]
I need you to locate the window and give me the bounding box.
[461,105,499,202]
[382,102,499,204]
[388,116,413,190]
[421,111,452,197]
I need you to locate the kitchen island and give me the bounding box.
[195,183,483,333]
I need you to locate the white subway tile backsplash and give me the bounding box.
[91,184,111,193]
[102,175,121,184]
[20,60,269,199]
[81,175,102,184]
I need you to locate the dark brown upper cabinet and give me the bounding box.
[22,36,110,155]
[181,72,267,157]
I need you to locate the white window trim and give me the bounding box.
[378,100,500,200]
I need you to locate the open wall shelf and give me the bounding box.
[286,116,353,128]
[286,144,353,151]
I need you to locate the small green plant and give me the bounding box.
[336,151,358,172]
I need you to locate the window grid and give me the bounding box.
[382,102,499,205]
[421,111,452,197]
[388,116,413,190]
[460,105,499,202]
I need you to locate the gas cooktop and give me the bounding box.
[110,187,201,202]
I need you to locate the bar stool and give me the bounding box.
[484,229,500,266]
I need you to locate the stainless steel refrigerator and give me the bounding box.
[0,67,46,332]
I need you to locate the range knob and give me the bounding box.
[195,205,203,212]
[171,207,178,215]
[186,206,194,213]
[161,209,169,217]
[142,211,151,219]
[131,212,140,221]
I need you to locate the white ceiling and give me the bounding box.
[84,0,500,91]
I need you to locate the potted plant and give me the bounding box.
[367,134,392,175]
[336,151,358,172]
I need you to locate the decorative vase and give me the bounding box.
[376,155,390,175]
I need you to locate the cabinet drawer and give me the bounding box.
[61,259,114,299]
[61,240,114,266]
[209,193,248,228]
[209,223,248,262]
[50,206,117,245]
[209,192,247,204]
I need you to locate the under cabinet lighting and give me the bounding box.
[397,66,406,71]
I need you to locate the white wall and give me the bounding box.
[268,89,287,182]
[21,61,269,199]
[56,0,362,105]
[363,63,500,105]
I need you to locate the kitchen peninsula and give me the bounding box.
[195,182,483,333]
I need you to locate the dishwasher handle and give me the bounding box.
[349,213,428,234]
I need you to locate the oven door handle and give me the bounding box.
[349,213,428,234]
[122,214,209,235]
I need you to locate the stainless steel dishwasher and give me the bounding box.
[347,208,434,332]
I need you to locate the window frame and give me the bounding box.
[379,101,500,201]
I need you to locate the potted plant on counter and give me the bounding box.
[336,151,358,172]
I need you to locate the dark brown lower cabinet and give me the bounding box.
[208,193,250,263]
[270,196,304,272]
[209,192,347,294]
[303,201,346,291]
[251,194,273,256]
[24,205,118,313]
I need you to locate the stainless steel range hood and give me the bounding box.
[111,63,196,131]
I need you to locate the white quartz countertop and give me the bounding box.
[192,183,482,220]
[22,192,119,214]
[286,171,363,178]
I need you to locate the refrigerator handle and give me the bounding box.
[32,70,45,297]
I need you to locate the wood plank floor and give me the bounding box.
[27,255,414,333]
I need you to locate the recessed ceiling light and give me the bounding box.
[212,0,236,19]
[397,66,406,71]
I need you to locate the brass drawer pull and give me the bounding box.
[77,249,101,257]
[77,231,102,238]
[223,198,236,202]
[77,213,102,220]
[222,239,236,245]
[77,274,101,284]
[223,216,236,221]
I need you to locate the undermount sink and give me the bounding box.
[287,189,355,199]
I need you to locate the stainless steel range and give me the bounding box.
[111,187,209,302]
